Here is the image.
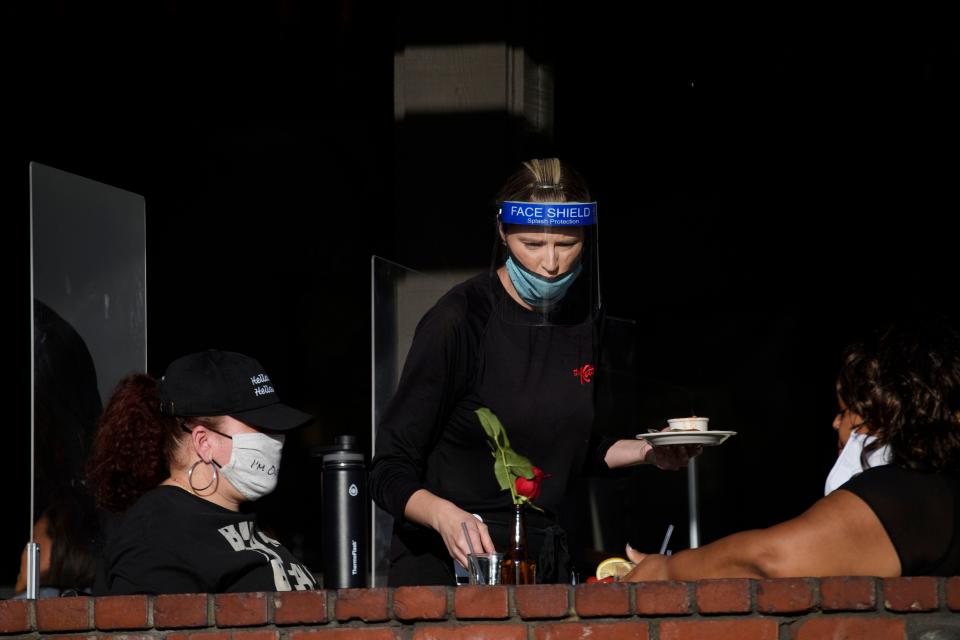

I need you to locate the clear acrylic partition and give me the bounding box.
[370,256,479,586]
[29,162,146,597]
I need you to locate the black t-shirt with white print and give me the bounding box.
[95,485,315,595]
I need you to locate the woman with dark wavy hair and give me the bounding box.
[624,317,960,579]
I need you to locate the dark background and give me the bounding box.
[3,2,958,588]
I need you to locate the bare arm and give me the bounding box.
[404,489,496,569]
[604,439,653,468]
[605,438,701,470]
[624,489,901,580]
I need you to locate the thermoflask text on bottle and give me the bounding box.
[320,434,367,588]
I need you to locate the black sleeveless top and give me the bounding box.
[843,464,960,576]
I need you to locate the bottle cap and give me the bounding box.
[311,434,365,465]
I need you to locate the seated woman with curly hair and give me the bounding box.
[89,349,316,594]
[625,316,960,580]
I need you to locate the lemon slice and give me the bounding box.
[595,556,636,580]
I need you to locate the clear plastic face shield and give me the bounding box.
[493,200,600,326]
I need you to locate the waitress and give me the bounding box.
[370,158,696,585]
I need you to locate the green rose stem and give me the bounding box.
[500,446,520,504]
[476,407,543,512]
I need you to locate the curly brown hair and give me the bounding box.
[86,373,185,512]
[837,317,960,472]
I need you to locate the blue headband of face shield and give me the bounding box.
[499,201,596,309]
[500,201,597,227]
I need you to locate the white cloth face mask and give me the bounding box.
[218,432,285,501]
[824,430,892,495]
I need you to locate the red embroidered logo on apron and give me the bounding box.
[572,364,595,384]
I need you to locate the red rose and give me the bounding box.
[515,466,545,501]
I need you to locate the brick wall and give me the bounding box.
[2,578,960,639]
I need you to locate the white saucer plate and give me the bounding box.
[635,430,737,446]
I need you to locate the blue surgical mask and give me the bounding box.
[505,256,582,310]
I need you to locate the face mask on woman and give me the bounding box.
[824,431,891,495]
[215,432,286,501]
[505,256,582,309]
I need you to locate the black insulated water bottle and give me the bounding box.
[318,435,367,588]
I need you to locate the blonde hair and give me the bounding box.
[496,158,591,206]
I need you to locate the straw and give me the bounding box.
[659,524,675,555]
[462,521,483,582]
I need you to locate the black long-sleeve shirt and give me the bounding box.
[370,273,616,531]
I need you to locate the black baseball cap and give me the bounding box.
[158,349,313,431]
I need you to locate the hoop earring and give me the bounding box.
[188,460,218,494]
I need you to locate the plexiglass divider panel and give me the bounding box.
[370,256,479,587]
[29,163,146,598]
